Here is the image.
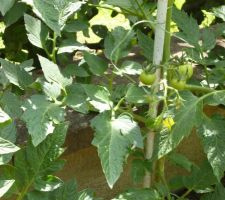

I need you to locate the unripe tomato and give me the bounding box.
[139,71,156,85]
[178,64,193,79]
[169,79,186,90]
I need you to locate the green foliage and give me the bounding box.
[0,0,16,16]
[0,0,225,199]
[22,95,65,146]
[24,14,49,49]
[0,180,15,198]
[154,92,203,159]
[201,183,225,200]
[83,52,108,76]
[198,115,225,181]
[0,59,33,89]
[173,7,200,47]
[213,5,225,21]
[91,112,143,188]
[112,188,161,200]
[38,56,72,89]
[22,0,82,35]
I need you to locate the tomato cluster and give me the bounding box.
[168,64,193,90]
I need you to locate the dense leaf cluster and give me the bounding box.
[0,0,224,199]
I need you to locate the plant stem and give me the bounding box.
[158,158,172,200]
[143,0,168,188]
[163,0,174,63]
[51,32,57,63]
[16,181,33,200]
[43,43,52,61]
[184,84,215,93]
[114,97,125,111]
[118,108,146,123]
[180,188,193,199]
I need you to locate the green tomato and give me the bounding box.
[178,64,193,79]
[169,79,186,90]
[139,71,156,85]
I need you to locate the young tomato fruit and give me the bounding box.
[178,64,193,79]
[169,79,186,90]
[139,71,156,85]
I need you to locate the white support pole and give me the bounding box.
[143,0,168,188]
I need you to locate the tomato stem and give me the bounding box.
[163,0,174,63]
[184,84,215,93]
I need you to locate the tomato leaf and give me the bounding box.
[42,82,61,100]
[0,137,19,155]
[22,95,65,146]
[65,84,89,114]
[172,7,200,48]
[201,28,216,52]
[4,2,28,27]
[213,5,225,21]
[13,122,68,192]
[83,52,108,76]
[58,39,89,54]
[0,180,15,198]
[38,55,72,89]
[112,188,161,200]
[154,92,203,159]
[198,115,225,181]
[0,108,11,128]
[34,175,63,192]
[1,91,22,119]
[0,0,15,15]
[115,61,142,76]
[125,84,148,104]
[0,123,17,165]
[137,30,154,62]
[22,0,83,35]
[91,112,143,188]
[82,84,113,112]
[104,27,134,63]
[201,183,225,200]
[183,161,217,191]
[0,59,33,89]
[167,153,193,172]
[24,14,49,49]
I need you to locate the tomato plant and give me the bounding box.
[0,0,225,200]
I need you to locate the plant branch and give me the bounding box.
[180,188,193,199]
[163,0,174,63]
[50,32,57,63]
[118,108,146,123]
[158,158,172,200]
[184,84,215,93]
